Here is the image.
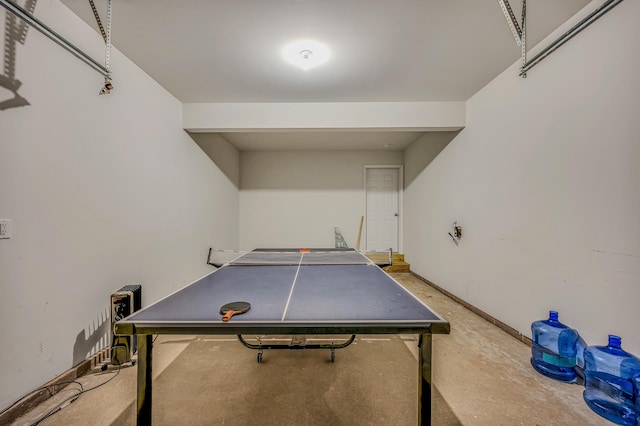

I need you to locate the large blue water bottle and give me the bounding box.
[635,375,640,426]
[583,335,640,425]
[576,335,588,384]
[531,310,579,382]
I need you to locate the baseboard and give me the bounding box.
[410,272,533,347]
[0,347,111,424]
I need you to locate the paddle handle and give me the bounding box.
[221,310,236,322]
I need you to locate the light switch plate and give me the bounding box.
[0,219,11,239]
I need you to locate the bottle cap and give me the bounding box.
[608,335,622,349]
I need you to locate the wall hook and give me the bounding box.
[449,222,462,245]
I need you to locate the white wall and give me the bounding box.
[404,0,640,354]
[240,150,402,249]
[404,132,458,187]
[189,133,241,188]
[0,2,238,410]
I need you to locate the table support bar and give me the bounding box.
[418,334,432,426]
[137,335,153,425]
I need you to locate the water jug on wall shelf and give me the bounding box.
[583,335,640,425]
[531,310,579,382]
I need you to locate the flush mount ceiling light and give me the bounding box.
[282,40,330,70]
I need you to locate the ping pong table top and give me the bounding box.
[114,248,450,336]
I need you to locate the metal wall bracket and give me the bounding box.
[498,0,624,78]
[519,0,624,76]
[0,0,110,78]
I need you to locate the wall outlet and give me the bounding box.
[0,219,12,239]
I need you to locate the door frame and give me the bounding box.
[363,165,403,253]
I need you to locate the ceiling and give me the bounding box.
[61,0,590,150]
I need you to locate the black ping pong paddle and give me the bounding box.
[219,301,251,322]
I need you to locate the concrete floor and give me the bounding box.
[12,273,609,425]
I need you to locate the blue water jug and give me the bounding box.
[576,335,588,384]
[635,375,640,426]
[583,335,640,425]
[531,310,579,382]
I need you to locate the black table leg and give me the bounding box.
[137,335,153,425]
[418,334,432,426]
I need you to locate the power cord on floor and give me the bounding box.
[4,335,159,425]
[29,362,122,426]
[0,380,84,418]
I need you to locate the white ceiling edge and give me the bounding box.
[183,101,466,132]
[219,130,460,151]
[189,127,464,134]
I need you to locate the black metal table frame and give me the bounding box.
[236,334,357,363]
[115,321,450,426]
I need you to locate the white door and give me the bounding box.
[366,168,399,252]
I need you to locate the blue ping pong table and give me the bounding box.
[114,248,450,425]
